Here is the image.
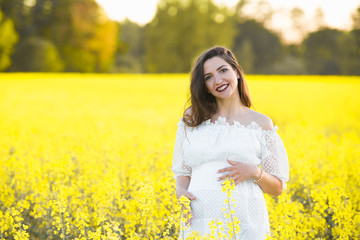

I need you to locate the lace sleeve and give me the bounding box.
[172,119,192,179]
[261,126,289,189]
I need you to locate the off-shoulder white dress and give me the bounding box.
[172,116,289,240]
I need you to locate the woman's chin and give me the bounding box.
[214,91,236,100]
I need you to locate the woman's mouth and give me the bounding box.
[216,84,229,92]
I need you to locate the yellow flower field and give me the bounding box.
[0,73,359,239]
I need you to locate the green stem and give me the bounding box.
[145,213,148,239]
[61,212,65,240]
[227,195,237,240]
[181,210,184,240]
[102,219,105,237]
[216,223,221,240]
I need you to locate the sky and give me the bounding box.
[95,0,360,43]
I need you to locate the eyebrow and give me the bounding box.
[204,65,227,77]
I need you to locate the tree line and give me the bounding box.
[1,0,360,75]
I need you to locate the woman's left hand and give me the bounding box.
[217,159,260,185]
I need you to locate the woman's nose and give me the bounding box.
[215,74,222,84]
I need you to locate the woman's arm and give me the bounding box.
[252,165,283,197]
[176,176,196,200]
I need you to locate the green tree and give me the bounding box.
[145,0,235,73]
[0,0,33,37]
[45,0,118,72]
[350,29,360,75]
[0,6,18,71]
[303,28,359,75]
[10,36,64,72]
[113,19,145,73]
[232,20,283,74]
[234,39,255,73]
[290,7,306,41]
[350,5,360,75]
[1,0,118,72]
[352,6,360,29]
[269,44,307,75]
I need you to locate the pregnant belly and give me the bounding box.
[187,162,228,220]
[187,161,265,222]
[188,161,228,192]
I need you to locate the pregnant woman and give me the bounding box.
[172,46,289,239]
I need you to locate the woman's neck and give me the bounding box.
[214,93,248,120]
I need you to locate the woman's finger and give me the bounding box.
[233,175,243,185]
[218,174,231,181]
[217,166,234,173]
[234,178,242,186]
[227,159,240,165]
[184,190,196,200]
[227,159,241,166]
[218,171,236,181]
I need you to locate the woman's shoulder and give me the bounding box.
[184,106,193,117]
[179,107,194,126]
[247,109,274,131]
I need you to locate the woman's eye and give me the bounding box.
[204,75,211,81]
[220,68,227,73]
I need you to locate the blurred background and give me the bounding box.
[1,0,360,75]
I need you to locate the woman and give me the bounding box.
[172,46,289,239]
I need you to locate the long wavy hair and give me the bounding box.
[183,46,252,127]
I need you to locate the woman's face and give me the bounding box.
[203,56,240,101]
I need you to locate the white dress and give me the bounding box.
[172,116,289,240]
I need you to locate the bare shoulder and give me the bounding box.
[248,110,274,130]
[184,106,193,117]
[183,106,194,124]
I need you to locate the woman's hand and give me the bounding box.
[175,176,195,226]
[217,159,260,185]
[176,187,196,201]
[176,187,195,226]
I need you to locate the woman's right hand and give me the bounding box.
[176,188,196,201]
[175,176,195,225]
[177,188,196,226]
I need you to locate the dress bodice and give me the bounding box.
[183,117,263,169]
[172,116,289,189]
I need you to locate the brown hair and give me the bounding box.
[183,46,252,127]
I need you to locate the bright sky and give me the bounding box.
[96,0,360,43]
